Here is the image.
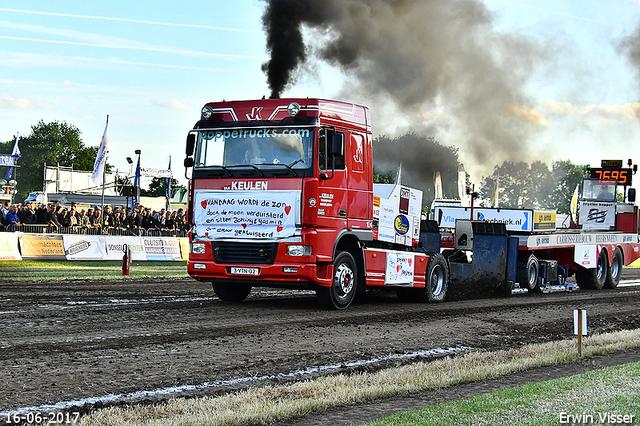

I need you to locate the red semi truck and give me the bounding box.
[183,98,640,309]
[183,98,446,309]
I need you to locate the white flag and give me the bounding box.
[91,116,109,186]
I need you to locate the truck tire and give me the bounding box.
[516,254,540,292]
[316,251,357,310]
[605,247,623,289]
[396,253,448,303]
[212,282,252,302]
[576,248,608,290]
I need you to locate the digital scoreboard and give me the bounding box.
[589,168,633,185]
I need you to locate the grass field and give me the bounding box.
[0,260,188,281]
[79,329,640,426]
[363,360,640,426]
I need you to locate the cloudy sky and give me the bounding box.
[1,0,640,190]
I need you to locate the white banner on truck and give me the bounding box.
[194,190,299,240]
[579,202,616,230]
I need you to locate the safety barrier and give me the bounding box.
[1,225,188,237]
[0,232,189,261]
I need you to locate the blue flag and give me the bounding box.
[131,155,141,210]
[5,133,20,180]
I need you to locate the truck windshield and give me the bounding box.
[194,127,314,170]
[582,179,617,202]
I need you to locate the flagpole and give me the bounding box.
[101,115,109,227]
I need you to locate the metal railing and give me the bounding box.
[1,224,188,237]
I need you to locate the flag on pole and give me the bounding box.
[4,133,20,180]
[131,155,141,210]
[457,164,469,206]
[91,117,109,186]
[165,156,172,211]
[570,183,580,223]
[492,176,500,208]
[434,171,443,200]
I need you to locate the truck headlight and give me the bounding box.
[202,105,214,119]
[287,245,312,256]
[191,243,206,254]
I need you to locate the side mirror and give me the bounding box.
[184,157,194,168]
[629,187,636,203]
[185,133,196,157]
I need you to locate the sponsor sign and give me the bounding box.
[0,233,21,260]
[0,155,16,166]
[574,245,597,268]
[19,234,66,259]
[394,215,410,235]
[534,211,556,231]
[104,236,146,261]
[385,252,415,285]
[579,201,615,230]
[63,235,106,260]
[143,237,182,261]
[435,207,533,232]
[194,190,299,240]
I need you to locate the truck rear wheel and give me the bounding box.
[212,282,252,302]
[576,248,608,290]
[517,254,540,292]
[396,253,448,303]
[317,251,357,310]
[605,247,623,289]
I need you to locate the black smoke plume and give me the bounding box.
[261,0,544,180]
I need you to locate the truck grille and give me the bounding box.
[211,242,278,265]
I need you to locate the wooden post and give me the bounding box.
[574,309,587,356]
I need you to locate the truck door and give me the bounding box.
[317,128,348,227]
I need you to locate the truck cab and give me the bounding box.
[184,98,374,308]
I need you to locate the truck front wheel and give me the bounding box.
[317,251,357,310]
[212,282,252,302]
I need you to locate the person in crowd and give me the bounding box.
[165,210,175,230]
[79,209,90,228]
[0,201,9,229]
[58,207,71,228]
[35,203,47,224]
[24,202,38,224]
[70,203,81,225]
[5,205,21,231]
[46,204,60,230]
[89,208,102,229]
[102,205,115,228]
[153,208,167,229]
[127,209,142,231]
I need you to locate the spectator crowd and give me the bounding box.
[0,201,188,235]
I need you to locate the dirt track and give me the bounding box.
[1,270,640,418]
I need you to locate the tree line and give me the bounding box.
[0,120,178,202]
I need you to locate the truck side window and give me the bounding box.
[319,129,345,171]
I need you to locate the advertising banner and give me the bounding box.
[0,232,21,260]
[104,236,146,261]
[19,234,66,260]
[194,190,299,240]
[385,252,415,285]
[434,207,533,232]
[579,202,616,230]
[63,235,107,260]
[143,237,182,261]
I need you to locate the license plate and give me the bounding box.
[230,267,260,276]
